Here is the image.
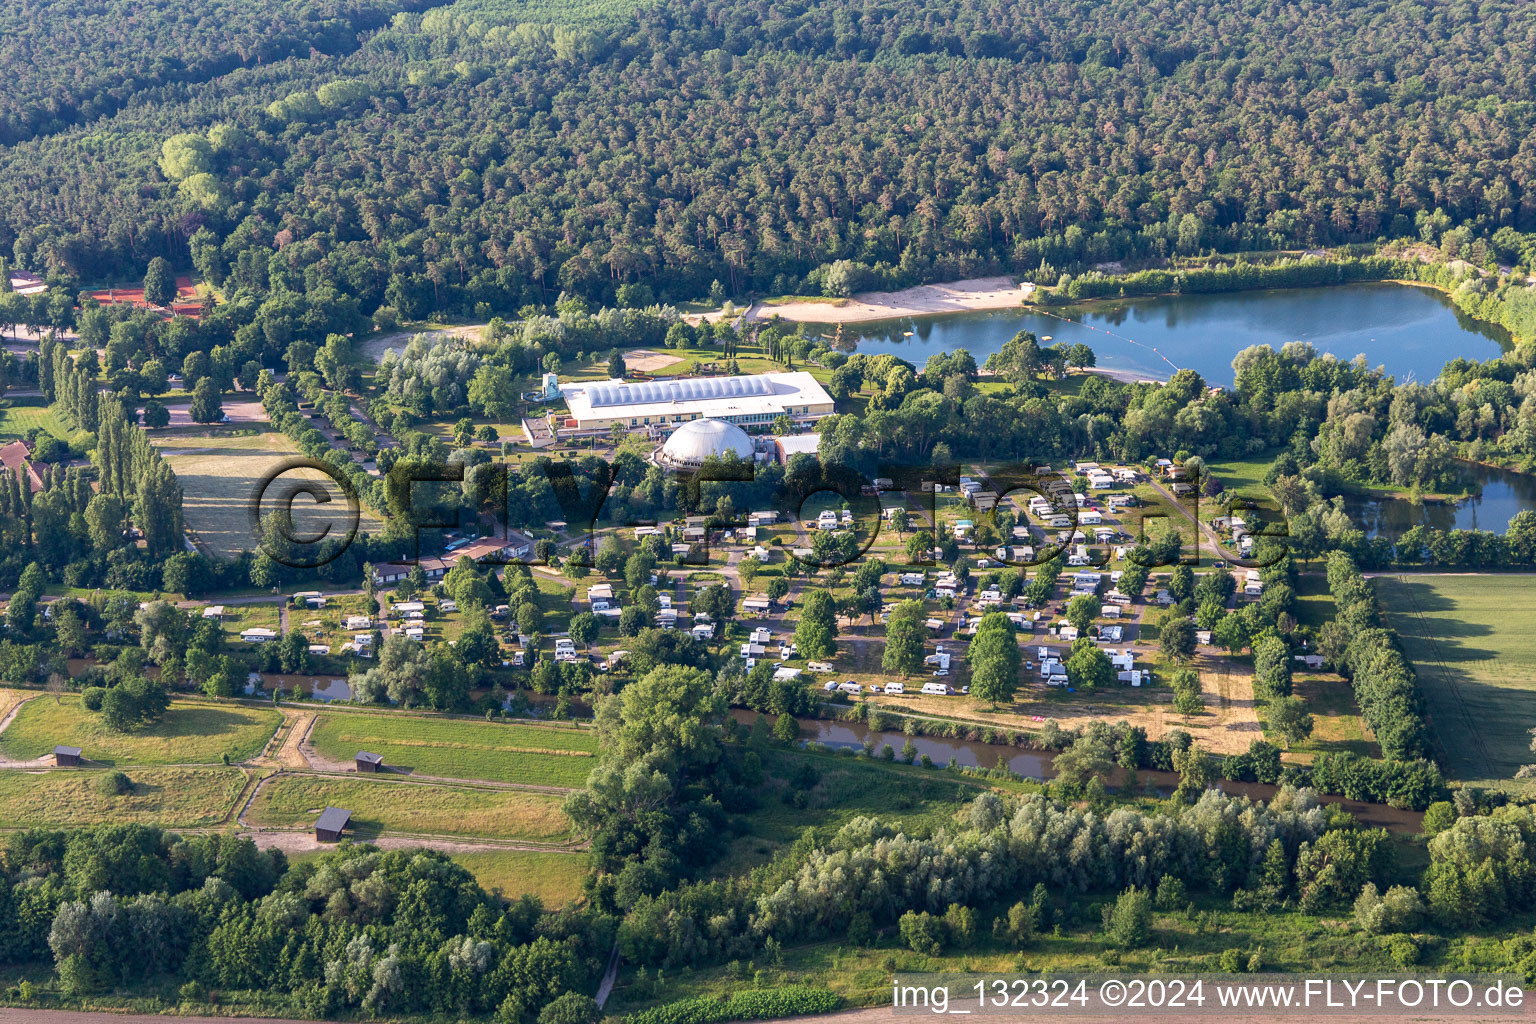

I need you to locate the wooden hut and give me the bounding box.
[315,807,351,843]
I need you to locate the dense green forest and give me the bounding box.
[5,0,1536,313]
[0,0,447,147]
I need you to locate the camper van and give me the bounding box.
[921,682,951,696]
[884,682,905,695]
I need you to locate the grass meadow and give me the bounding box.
[0,696,280,766]
[0,766,247,828]
[154,431,379,560]
[246,773,576,843]
[306,713,598,786]
[448,850,589,905]
[1374,573,1536,786]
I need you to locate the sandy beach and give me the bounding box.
[748,276,1032,324]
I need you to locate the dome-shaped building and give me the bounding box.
[654,418,754,470]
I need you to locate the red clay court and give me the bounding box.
[88,275,203,317]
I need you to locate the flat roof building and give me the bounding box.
[773,433,822,463]
[558,372,834,432]
[54,745,82,766]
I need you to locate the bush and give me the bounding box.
[81,686,107,711]
[1422,800,1457,836]
[538,992,600,1024]
[624,987,842,1024]
[96,770,133,796]
[899,910,947,955]
[1103,887,1152,948]
[1354,881,1425,935]
[1155,874,1186,910]
[1385,934,1420,968]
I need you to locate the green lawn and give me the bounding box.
[0,766,246,828]
[246,773,576,842]
[0,697,280,766]
[449,850,589,906]
[1374,574,1536,787]
[1292,571,1336,628]
[306,712,598,786]
[1287,673,1378,760]
[0,398,87,444]
[709,746,988,876]
[1203,454,1279,505]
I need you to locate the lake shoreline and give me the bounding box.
[798,280,1509,387]
[747,271,1513,353]
[746,276,1031,323]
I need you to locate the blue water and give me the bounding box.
[818,282,1510,385]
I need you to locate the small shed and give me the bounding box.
[315,807,351,843]
[355,751,384,773]
[53,745,82,767]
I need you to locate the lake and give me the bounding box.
[1345,462,1536,536]
[817,282,1510,385]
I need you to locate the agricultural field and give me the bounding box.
[0,696,280,766]
[1374,573,1536,786]
[154,431,378,560]
[305,712,599,786]
[246,773,576,843]
[0,766,246,828]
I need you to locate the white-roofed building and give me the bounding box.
[655,419,755,470]
[557,372,835,432]
[773,432,822,463]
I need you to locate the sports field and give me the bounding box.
[0,766,246,828]
[246,774,576,842]
[155,432,374,560]
[1374,574,1536,786]
[0,696,280,766]
[306,713,599,786]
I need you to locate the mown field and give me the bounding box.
[1374,574,1536,786]
[0,766,246,827]
[0,398,88,445]
[279,841,591,906]
[448,850,589,906]
[155,431,378,560]
[1287,673,1378,761]
[306,713,598,786]
[0,696,280,766]
[246,773,576,843]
